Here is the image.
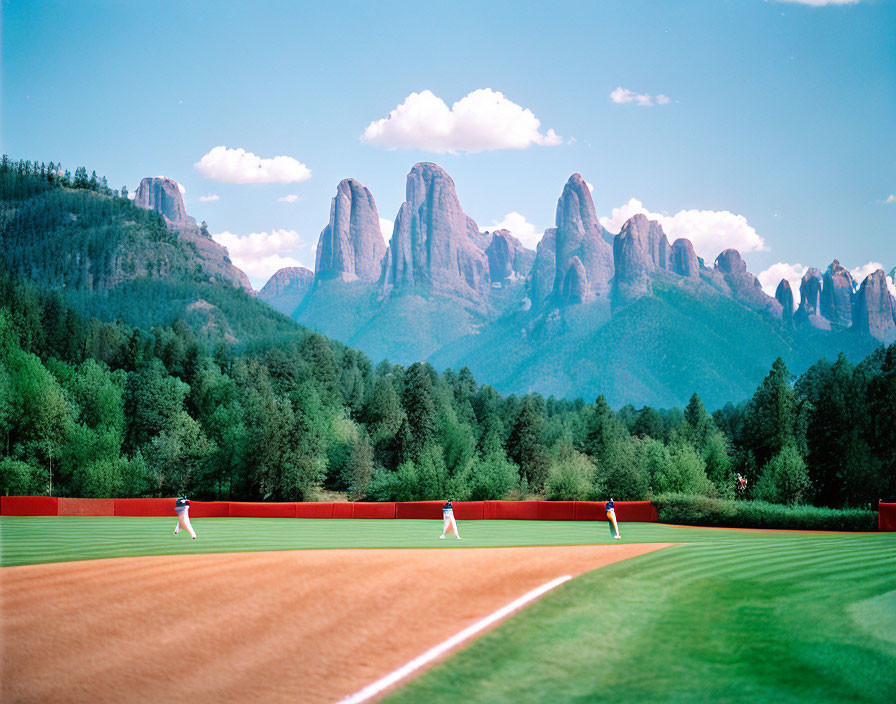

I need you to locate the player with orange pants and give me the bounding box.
[439,500,462,540]
[174,497,197,539]
[605,498,621,539]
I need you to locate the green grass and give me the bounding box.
[2,518,894,703]
[0,517,677,567]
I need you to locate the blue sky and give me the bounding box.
[3,0,894,290]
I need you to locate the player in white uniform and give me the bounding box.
[605,498,621,540]
[174,497,197,539]
[439,500,461,540]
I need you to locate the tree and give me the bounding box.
[742,358,803,473]
[344,432,374,500]
[508,396,551,490]
[400,363,438,461]
[545,445,596,500]
[652,443,713,496]
[123,360,189,449]
[754,444,811,505]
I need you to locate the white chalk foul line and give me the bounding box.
[338,574,573,704]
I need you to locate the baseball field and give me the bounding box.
[1,518,895,704]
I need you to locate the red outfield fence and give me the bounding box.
[880,502,896,532]
[0,497,658,522]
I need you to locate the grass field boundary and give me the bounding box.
[338,575,573,704]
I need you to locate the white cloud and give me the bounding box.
[361,89,562,154]
[610,87,670,107]
[480,211,542,250]
[885,194,895,204]
[195,146,311,184]
[585,181,594,193]
[199,194,220,202]
[777,0,860,6]
[758,262,808,304]
[379,218,394,240]
[599,197,767,260]
[278,194,300,203]
[212,229,309,287]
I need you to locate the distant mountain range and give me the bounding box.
[259,162,895,408]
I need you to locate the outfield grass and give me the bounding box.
[385,528,896,704]
[1,516,707,567]
[2,517,895,702]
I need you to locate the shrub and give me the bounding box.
[754,444,810,505]
[467,451,519,501]
[654,493,876,531]
[0,458,46,495]
[653,443,714,496]
[545,450,596,501]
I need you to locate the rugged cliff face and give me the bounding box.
[795,268,830,331]
[133,177,252,292]
[708,249,782,318]
[671,238,700,278]
[549,174,615,304]
[258,266,313,316]
[775,279,795,327]
[483,229,534,287]
[854,269,896,343]
[315,179,386,282]
[820,259,855,328]
[380,163,489,300]
[612,214,672,300]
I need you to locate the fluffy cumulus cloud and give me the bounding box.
[212,229,309,287]
[480,211,542,250]
[379,218,394,240]
[610,87,670,107]
[598,197,767,260]
[278,194,300,203]
[885,194,895,204]
[195,146,311,184]
[757,262,809,304]
[361,89,562,153]
[199,194,219,202]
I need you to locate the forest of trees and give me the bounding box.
[1,267,893,508]
[0,157,893,508]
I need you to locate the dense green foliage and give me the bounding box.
[654,493,876,531]
[1,157,894,511]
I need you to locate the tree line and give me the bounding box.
[1,267,893,508]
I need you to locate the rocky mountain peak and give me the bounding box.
[525,174,614,307]
[258,266,313,315]
[710,249,782,318]
[775,279,795,325]
[381,162,489,299]
[820,259,855,327]
[134,177,189,227]
[854,269,896,343]
[484,229,533,286]
[670,238,700,278]
[133,176,251,292]
[612,214,671,300]
[794,268,829,330]
[315,178,386,282]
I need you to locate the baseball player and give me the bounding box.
[605,498,621,539]
[439,500,462,540]
[174,496,197,539]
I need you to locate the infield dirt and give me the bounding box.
[1,543,670,703]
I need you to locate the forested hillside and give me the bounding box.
[1,158,893,508]
[0,157,296,342]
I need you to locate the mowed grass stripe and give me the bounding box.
[0,517,670,567]
[385,530,896,704]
